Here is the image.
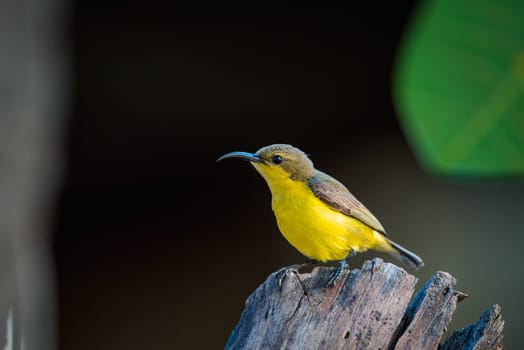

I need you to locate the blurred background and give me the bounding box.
[2,0,523,349]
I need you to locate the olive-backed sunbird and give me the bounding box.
[218,144,423,285]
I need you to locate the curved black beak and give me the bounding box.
[217,151,262,163]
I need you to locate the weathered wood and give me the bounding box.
[226,258,503,350]
[393,272,459,350]
[440,305,504,350]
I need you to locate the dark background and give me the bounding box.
[54,1,524,349]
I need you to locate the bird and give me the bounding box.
[218,144,423,285]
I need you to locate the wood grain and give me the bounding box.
[226,258,503,350]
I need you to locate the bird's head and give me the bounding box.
[217,144,315,184]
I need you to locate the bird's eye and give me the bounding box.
[272,155,283,164]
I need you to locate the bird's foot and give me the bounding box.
[327,260,349,287]
[277,267,299,288]
[277,260,315,288]
[327,251,356,287]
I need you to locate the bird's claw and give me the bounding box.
[278,267,300,288]
[327,260,350,287]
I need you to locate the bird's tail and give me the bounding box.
[386,238,424,270]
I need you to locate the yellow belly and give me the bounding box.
[271,180,383,262]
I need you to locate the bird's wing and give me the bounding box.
[307,171,387,236]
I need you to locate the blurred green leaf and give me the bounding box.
[394,0,524,177]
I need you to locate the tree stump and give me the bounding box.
[226,258,503,350]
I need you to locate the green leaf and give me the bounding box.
[394,0,524,177]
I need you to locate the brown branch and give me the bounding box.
[225,258,503,350]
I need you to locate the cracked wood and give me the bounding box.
[225,258,504,350]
